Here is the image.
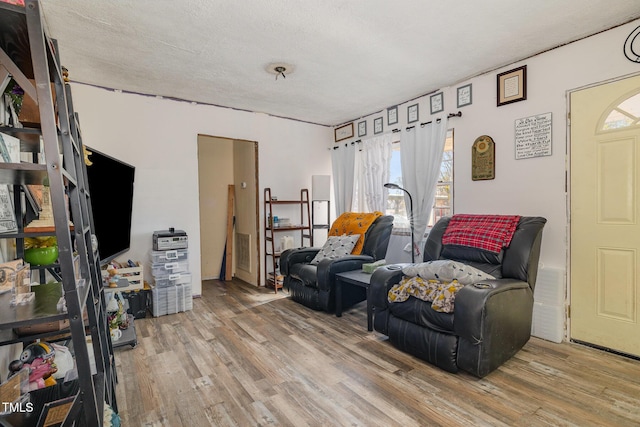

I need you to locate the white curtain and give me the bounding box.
[400,118,448,256]
[331,142,356,215]
[357,133,393,212]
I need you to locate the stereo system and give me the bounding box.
[153,228,188,251]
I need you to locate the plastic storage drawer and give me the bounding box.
[176,283,193,312]
[150,249,189,264]
[154,272,192,288]
[151,260,189,276]
[151,284,178,317]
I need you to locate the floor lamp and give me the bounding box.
[384,183,415,263]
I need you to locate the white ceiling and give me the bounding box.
[39,0,640,127]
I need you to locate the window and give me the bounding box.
[600,91,640,131]
[385,129,454,233]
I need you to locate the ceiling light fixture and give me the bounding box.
[274,66,286,79]
[266,62,294,80]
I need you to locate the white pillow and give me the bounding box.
[310,234,360,265]
[402,259,495,285]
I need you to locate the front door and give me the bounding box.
[570,74,640,356]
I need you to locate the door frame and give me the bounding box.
[197,134,260,286]
[566,71,640,344]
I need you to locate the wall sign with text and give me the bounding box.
[472,135,495,181]
[514,113,552,159]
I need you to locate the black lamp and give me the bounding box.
[384,183,415,263]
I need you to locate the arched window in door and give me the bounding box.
[599,89,640,132]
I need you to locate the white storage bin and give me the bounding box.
[166,286,178,315]
[150,249,189,264]
[151,284,178,317]
[151,260,189,276]
[176,283,192,312]
[154,272,192,288]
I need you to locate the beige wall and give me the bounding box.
[198,136,233,280]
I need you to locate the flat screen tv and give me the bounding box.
[85,146,135,265]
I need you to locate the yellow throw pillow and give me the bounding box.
[329,211,383,254]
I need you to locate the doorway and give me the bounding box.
[570,73,640,357]
[197,135,259,286]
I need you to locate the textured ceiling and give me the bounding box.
[39,0,640,126]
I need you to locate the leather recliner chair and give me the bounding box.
[370,215,546,377]
[280,215,393,312]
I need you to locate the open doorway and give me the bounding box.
[197,135,259,286]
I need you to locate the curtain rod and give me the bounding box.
[331,112,461,149]
[332,129,400,149]
[405,111,462,131]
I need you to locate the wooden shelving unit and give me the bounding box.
[0,1,117,425]
[264,188,311,292]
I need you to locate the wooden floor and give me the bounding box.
[114,279,640,427]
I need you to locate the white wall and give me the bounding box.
[70,86,332,294]
[333,19,640,341]
[339,19,640,274]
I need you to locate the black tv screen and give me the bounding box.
[85,146,135,265]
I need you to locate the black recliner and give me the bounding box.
[370,215,546,378]
[280,215,393,312]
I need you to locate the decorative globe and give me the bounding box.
[24,245,59,266]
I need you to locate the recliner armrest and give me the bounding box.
[453,278,534,377]
[280,247,320,275]
[369,265,406,310]
[453,278,531,338]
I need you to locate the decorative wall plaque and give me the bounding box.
[514,112,552,159]
[472,135,495,181]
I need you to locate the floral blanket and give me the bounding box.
[388,276,464,313]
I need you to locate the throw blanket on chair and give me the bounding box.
[388,276,464,313]
[442,214,520,253]
[329,211,383,254]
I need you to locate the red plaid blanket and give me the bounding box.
[441,214,521,253]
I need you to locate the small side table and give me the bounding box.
[112,302,137,349]
[113,313,137,349]
[335,270,374,331]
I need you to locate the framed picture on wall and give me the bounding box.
[430,92,444,114]
[358,120,367,137]
[497,65,527,106]
[387,106,398,125]
[457,84,472,108]
[334,122,354,142]
[407,104,419,123]
[374,117,383,134]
